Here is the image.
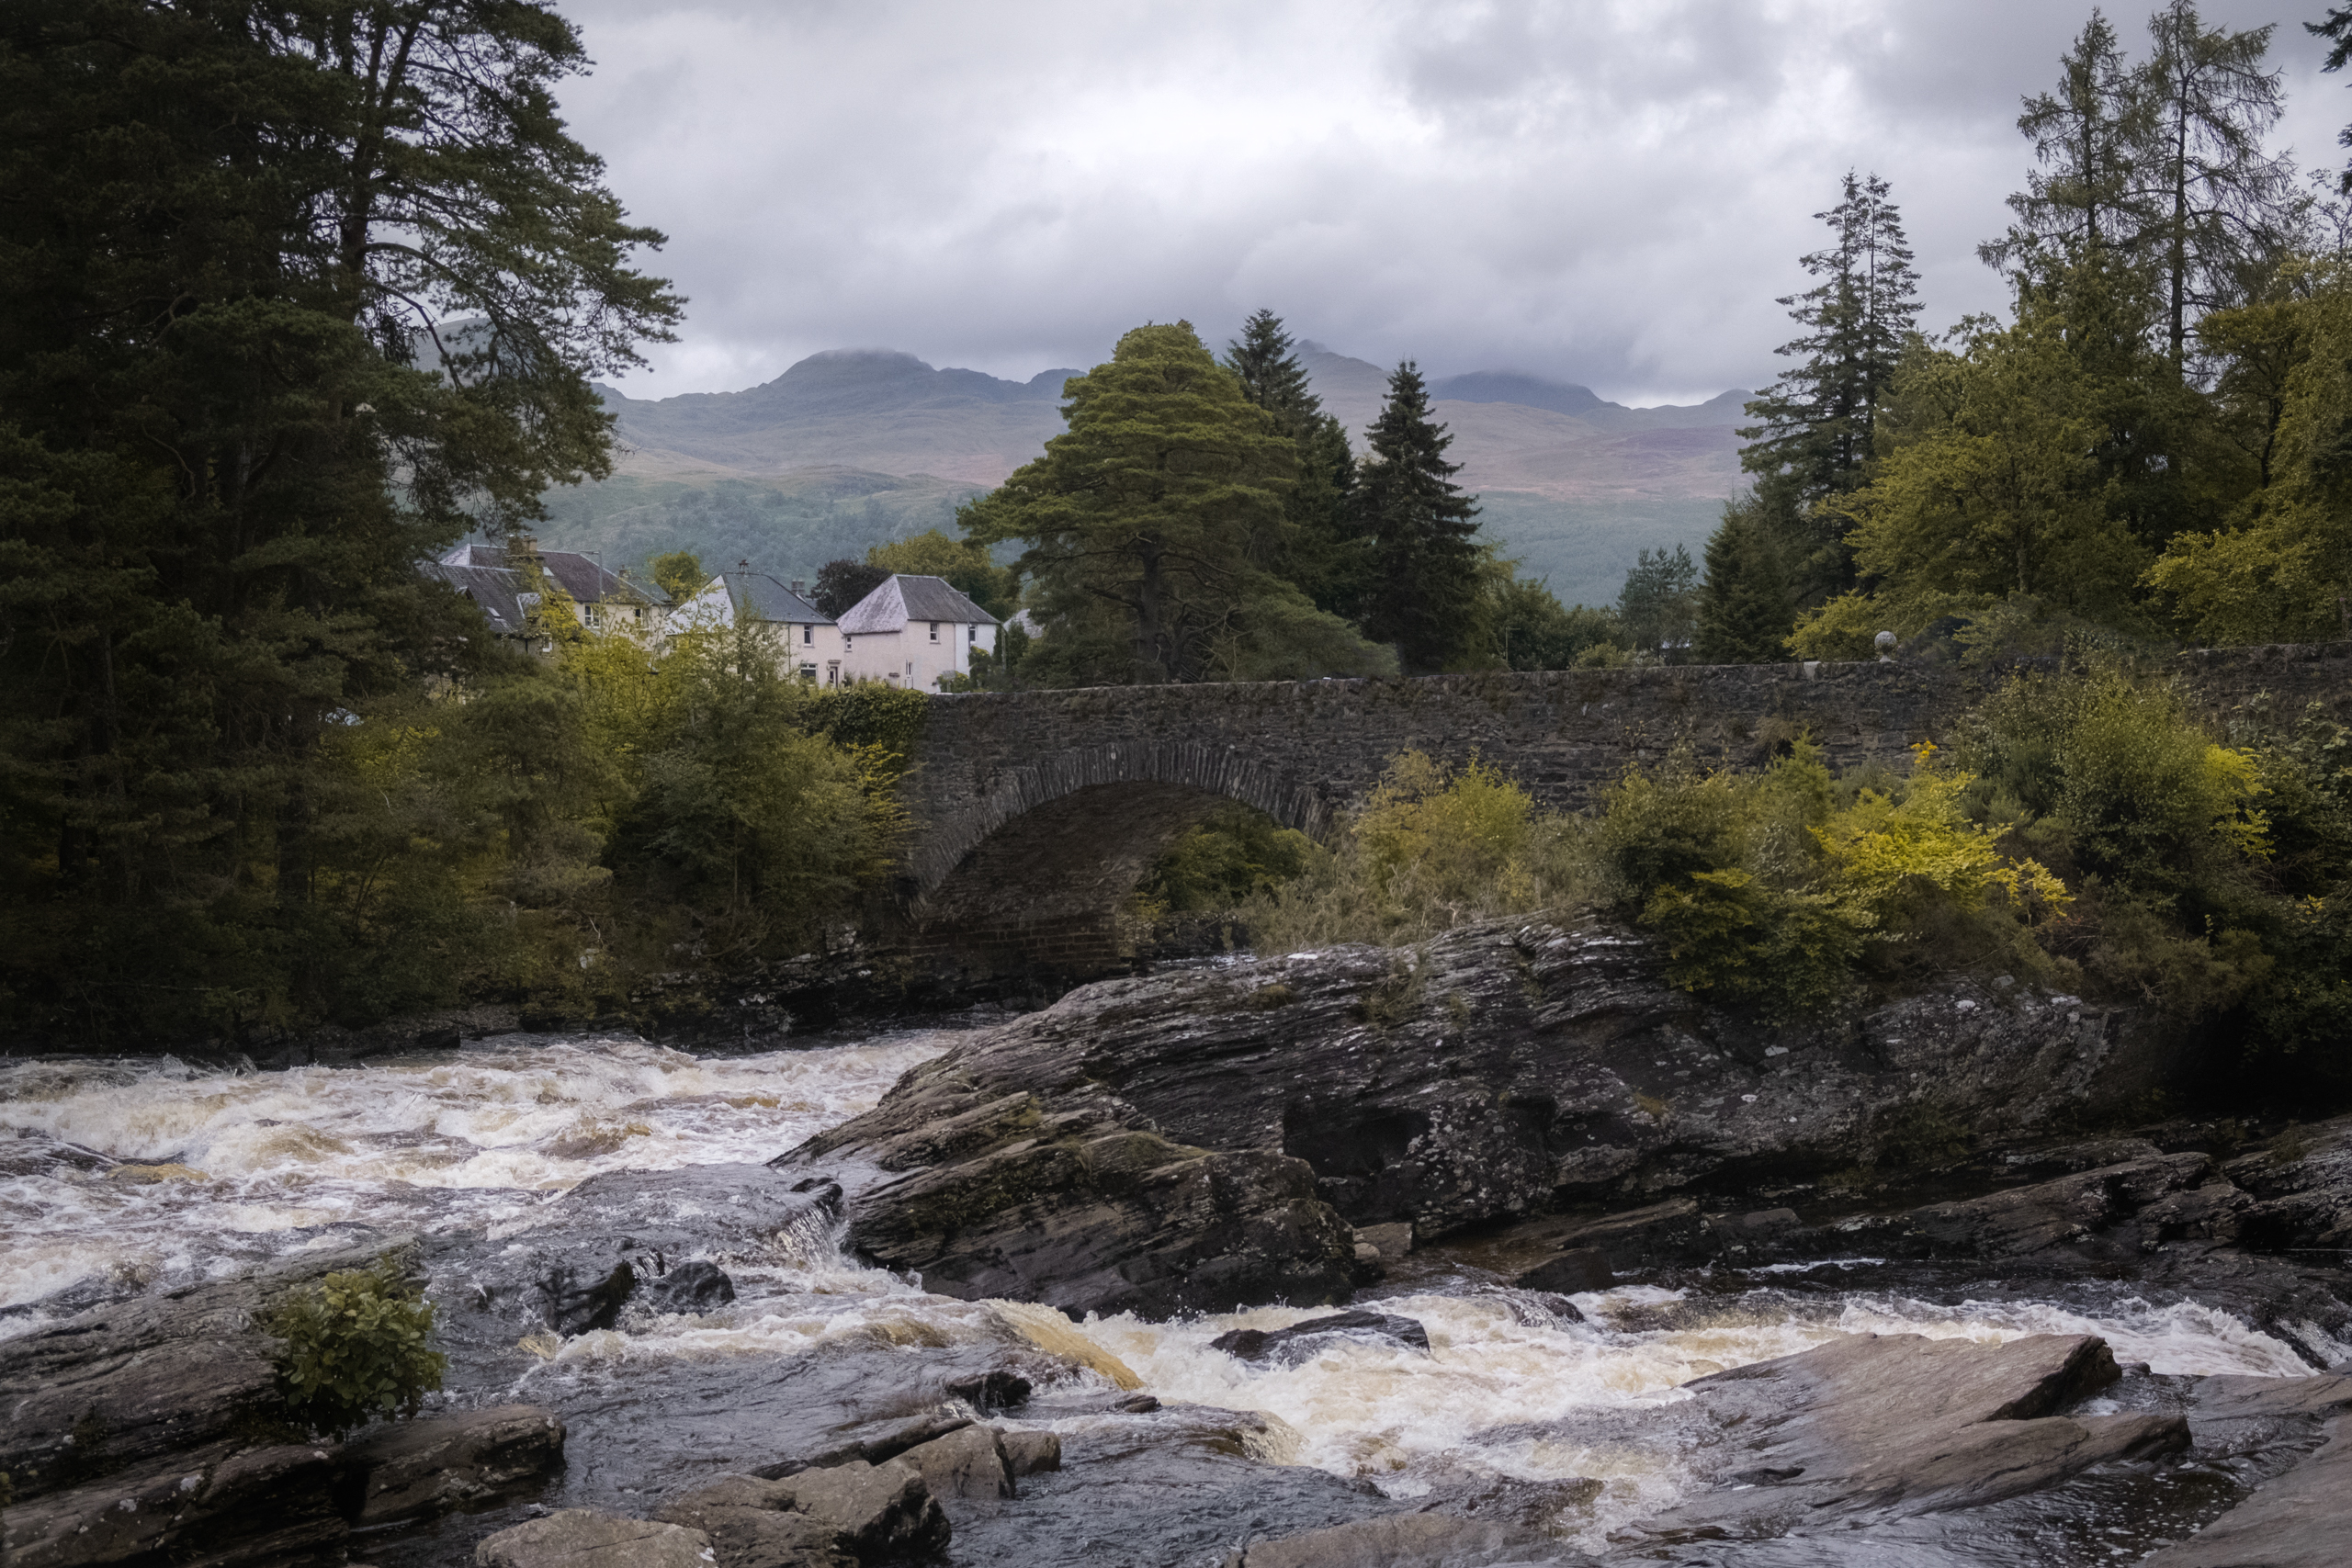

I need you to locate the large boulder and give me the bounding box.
[474,1510,714,1568]
[345,1404,567,1524]
[775,918,2172,1315]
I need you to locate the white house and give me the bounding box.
[666,566,845,682]
[837,575,1000,689]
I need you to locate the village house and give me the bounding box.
[421,539,665,647]
[665,565,845,682]
[837,574,1001,689]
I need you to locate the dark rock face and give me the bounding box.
[2,1439,354,1568]
[1210,1310,1431,1364]
[345,1404,567,1525]
[779,918,2182,1318]
[1513,1247,1611,1294]
[1632,1334,2187,1536]
[0,1237,395,1501]
[773,1064,1358,1320]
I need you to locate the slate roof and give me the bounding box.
[439,543,662,607]
[837,575,1000,635]
[718,571,830,625]
[418,560,529,633]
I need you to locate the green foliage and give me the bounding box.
[1695,494,1798,663]
[1351,363,1487,672]
[813,559,891,621]
[1144,803,1317,914]
[1473,564,1629,671]
[269,1262,447,1440]
[650,551,707,603]
[1616,544,1701,656]
[965,321,1388,685]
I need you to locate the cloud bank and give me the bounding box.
[554,0,2352,404]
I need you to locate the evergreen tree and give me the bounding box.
[812,559,889,619]
[1222,310,1363,615]
[962,322,1388,684]
[1616,545,1700,658]
[1352,362,1483,672]
[1694,498,1797,663]
[2134,2,2296,369]
[0,0,679,1039]
[1981,12,2150,276]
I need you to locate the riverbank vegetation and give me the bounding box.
[1180,659,2351,1088]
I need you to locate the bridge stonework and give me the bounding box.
[891,644,2352,980]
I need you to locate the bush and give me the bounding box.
[269,1262,447,1438]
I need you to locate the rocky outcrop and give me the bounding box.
[1210,1309,1433,1364]
[772,1062,1359,1319]
[345,1404,568,1524]
[651,1461,950,1563]
[475,1510,716,1568]
[2143,1374,2352,1568]
[779,918,2180,1314]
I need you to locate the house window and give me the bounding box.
[928,622,939,642]
[967,625,978,643]
[802,624,813,645]
[906,660,914,678]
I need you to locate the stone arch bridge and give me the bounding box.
[888,645,2351,980]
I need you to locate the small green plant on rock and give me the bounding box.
[268,1261,447,1438]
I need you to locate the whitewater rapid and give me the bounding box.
[0,1032,2322,1552]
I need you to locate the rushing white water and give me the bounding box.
[0,1032,2321,1553]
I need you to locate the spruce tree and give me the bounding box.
[1694,498,1796,663]
[1352,362,1484,672]
[1222,310,1362,615]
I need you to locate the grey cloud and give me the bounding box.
[551,0,2352,406]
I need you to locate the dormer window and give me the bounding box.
[929,622,940,642]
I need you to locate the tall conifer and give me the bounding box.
[1222,310,1361,614]
[1352,362,1482,672]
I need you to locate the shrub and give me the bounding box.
[269,1261,447,1438]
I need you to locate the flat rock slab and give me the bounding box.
[1634,1332,2188,1538]
[2142,1426,2351,1568]
[347,1404,566,1524]
[2,1439,350,1568]
[474,1509,714,1568]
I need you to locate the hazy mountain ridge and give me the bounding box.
[560,345,1754,605]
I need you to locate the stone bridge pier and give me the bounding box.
[886,645,2352,982]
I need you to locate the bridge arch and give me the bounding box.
[905,742,1330,975]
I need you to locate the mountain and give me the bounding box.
[541,346,1757,609]
[594,350,1081,485]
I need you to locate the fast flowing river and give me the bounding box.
[0,1030,2325,1562]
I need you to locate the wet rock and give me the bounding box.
[473,1509,714,1568]
[2146,1377,2352,1568]
[0,1236,402,1500]
[775,1075,1356,1319]
[1356,1222,1414,1259]
[943,1403,1401,1568]
[345,1404,566,1525]
[1210,1309,1431,1364]
[767,1459,950,1561]
[2,1439,351,1568]
[427,1164,837,1356]
[1512,1247,1612,1294]
[651,1477,853,1568]
[998,1429,1061,1477]
[1220,1513,1556,1567]
[639,1259,737,1314]
[896,1423,1012,1503]
[1635,1333,2188,1538]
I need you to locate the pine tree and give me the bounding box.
[1617,545,1701,658]
[1739,171,1922,511]
[0,1,678,1038]
[1352,362,1484,672]
[1222,310,1362,615]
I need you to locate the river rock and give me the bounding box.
[2138,1373,2352,1568]
[657,1459,949,1562]
[998,1428,1062,1477]
[0,1235,402,1500]
[474,1509,714,1568]
[773,1068,1358,1319]
[1512,1247,1612,1294]
[1,1438,351,1568]
[345,1404,567,1524]
[781,919,2165,1297]
[895,1422,1013,1502]
[1631,1332,2187,1540]
[1210,1309,1431,1364]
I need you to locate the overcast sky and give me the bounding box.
[555,0,2352,406]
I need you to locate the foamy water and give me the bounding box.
[0,1032,2323,1552]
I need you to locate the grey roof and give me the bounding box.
[718,571,831,625]
[439,543,663,607]
[419,560,529,633]
[837,574,1000,634]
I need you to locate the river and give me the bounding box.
[0,1030,2326,1563]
